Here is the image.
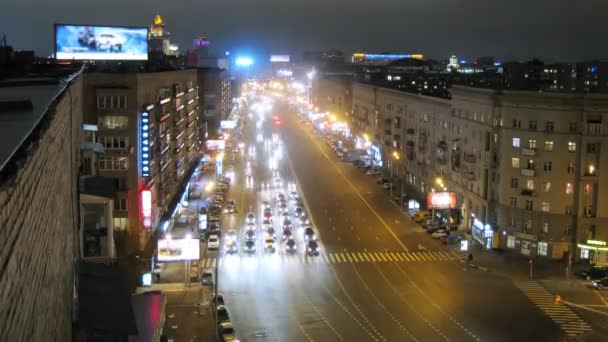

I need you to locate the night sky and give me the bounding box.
[2,0,606,61]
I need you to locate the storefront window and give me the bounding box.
[521,241,531,255]
[580,249,590,259]
[537,242,548,256]
[507,236,516,248]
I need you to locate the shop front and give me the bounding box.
[471,217,495,249]
[577,240,608,265]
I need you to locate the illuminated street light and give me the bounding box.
[392,151,400,160]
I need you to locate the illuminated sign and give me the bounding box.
[427,192,457,209]
[141,189,152,228]
[55,24,148,61]
[140,111,150,177]
[587,240,607,246]
[220,120,237,129]
[206,140,225,151]
[235,56,254,66]
[270,55,290,63]
[142,273,152,287]
[157,238,200,261]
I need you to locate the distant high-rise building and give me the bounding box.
[447,55,460,70]
[148,14,179,57]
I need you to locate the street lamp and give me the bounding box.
[389,151,400,201]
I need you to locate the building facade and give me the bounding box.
[317,75,608,263]
[197,68,232,139]
[82,69,199,254]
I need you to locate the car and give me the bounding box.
[376,177,390,185]
[278,203,288,213]
[591,277,608,290]
[262,200,271,210]
[263,209,272,220]
[282,228,293,241]
[293,207,305,218]
[432,229,449,239]
[245,212,256,224]
[226,229,237,241]
[413,210,432,223]
[218,322,237,341]
[282,219,293,229]
[284,238,297,253]
[577,266,608,280]
[211,292,225,306]
[96,33,125,52]
[201,268,213,286]
[426,225,444,234]
[261,181,270,189]
[306,240,320,256]
[244,240,256,253]
[262,219,272,227]
[244,222,256,231]
[215,305,230,323]
[441,234,462,245]
[223,200,236,214]
[265,227,276,239]
[289,191,299,199]
[264,238,276,253]
[304,226,316,241]
[244,229,256,241]
[208,235,220,250]
[366,169,380,175]
[224,240,238,254]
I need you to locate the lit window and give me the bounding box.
[511,157,520,168]
[528,139,537,149]
[583,184,592,195]
[512,137,520,147]
[587,164,597,176]
[541,202,550,212]
[526,179,535,190]
[542,222,549,233]
[542,182,551,192]
[507,236,516,248]
[544,141,553,151]
[537,242,548,256]
[565,183,573,194]
[568,141,576,152]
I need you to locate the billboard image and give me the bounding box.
[206,140,226,151]
[55,24,148,60]
[270,55,290,63]
[427,192,457,209]
[157,238,200,261]
[220,120,237,129]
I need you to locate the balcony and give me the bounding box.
[521,189,535,197]
[520,168,535,177]
[520,148,536,156]
[406,128,415,135]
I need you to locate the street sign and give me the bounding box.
[460,240,469,252]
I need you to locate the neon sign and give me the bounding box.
[141,111,150,177]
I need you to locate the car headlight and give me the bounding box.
[592,282,598,287]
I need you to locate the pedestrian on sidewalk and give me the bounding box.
[467,253,474,265]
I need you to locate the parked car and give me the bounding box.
[591,277,608,290]
[201,268,213,285]
[577,266,608,280]
[376,177,390,185]
[432,229,449,239]
[218,322,237,342]
[441,234,462,245]
[413,210,432,223]
[366,169,380,176]
[214,305,230,323]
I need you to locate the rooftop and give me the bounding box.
[0,72,79,172]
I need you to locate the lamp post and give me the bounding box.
[433,177,446,224]
[307,69,316,107]
[390,151,400,200]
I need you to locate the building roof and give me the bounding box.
[0,70,81,172]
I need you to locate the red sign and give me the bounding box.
[427,192,457,209]
[140,188,152,228]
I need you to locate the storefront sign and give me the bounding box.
[427,192,457,209]
[471,218,493,249]
[206,140,226,151]
[460,240,469,251]
[514,232,537,241]
[141,189,152,228]
[140,111,150,177]
[587,240,607,246]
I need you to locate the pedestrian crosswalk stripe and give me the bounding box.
[346,253,354,263]
[368,253,377,262]
[412,252,424,261]
[360,253,369,262]
[433,252,445,260]
[379,253,388,262]
[329,254,336,263]
[339,253,346,263]
[514,281,592,337]
[401,252,411,261]
[351,253,360,263]
[385,253,395,262]
[428,252,439,261]
[393,252,404,262]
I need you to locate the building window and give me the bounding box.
[543,161,552,171]
[569,122,578,133]
[82,157,92,175]
[525,200,533,211]
[511,178,519,188]
[513,119,521,128]
[537,242,548,256]
[99,116,128,130]
[114,198,127,211]
[98,136,128,149]
[565,183,573,194]
[529,120,537,130]
[512,157,520,168]
[512,137,520,148]
[545,121,554,132]
[544,141,554,151]
[581,249,589,259]
[541,202,550,212]
[567,141,576,152]
[567,163,575,174]
[98,156,128,170]
[542,222,549,233]
[542,182,551,192]
[583,184,592,195]
[525,219,533,230]
[528,139,537,149]
[113,217,128,231]
[96,95,127,109]
[510,197,517,208]
[507,236,516,248]
[526,179,535,190]
[587,143,600,154]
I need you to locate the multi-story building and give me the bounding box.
[82,69,199,254]
[319,74,608,264]
[197,68,232,139]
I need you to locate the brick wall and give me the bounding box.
[0,75,82,340]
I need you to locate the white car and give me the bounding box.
[432,229,449,239]
[208,235,220,250]
[246,212,256,224]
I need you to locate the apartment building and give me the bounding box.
[82,69,199,254]
[320,75,608,263]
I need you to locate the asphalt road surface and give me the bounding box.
[199,97,586,342]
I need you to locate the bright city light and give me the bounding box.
[236,56,254,66]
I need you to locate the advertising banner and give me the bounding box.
[55,24,148,60]
[220,120,237,129]
[157,238,200,261]
[270,55,290,62]
[427,192,457,209]
[205,140,226,151]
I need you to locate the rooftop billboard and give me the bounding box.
[427,192,457,209]
[270,55,290,63]
[55,24,148,60]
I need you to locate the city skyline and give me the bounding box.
[2,0,608,61]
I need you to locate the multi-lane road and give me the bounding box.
[200,96,595,341]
